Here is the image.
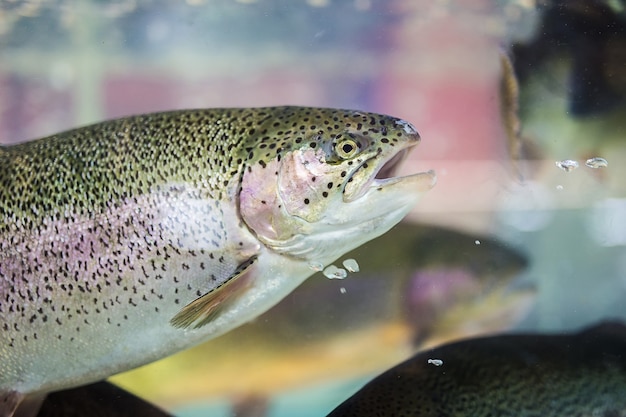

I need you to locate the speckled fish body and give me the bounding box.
[0,107,435,415]
[327,322,626,417]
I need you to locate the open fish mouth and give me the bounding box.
[343,143,434,203]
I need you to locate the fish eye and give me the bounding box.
[335,139,359,159]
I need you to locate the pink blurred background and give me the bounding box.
[1,0,530,233]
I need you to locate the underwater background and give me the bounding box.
[2,1,626,416]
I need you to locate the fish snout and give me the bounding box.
[394,119,421,142]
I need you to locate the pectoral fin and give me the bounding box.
[1,391,22,417]
[1,391,44,417]
[170,256,258,329]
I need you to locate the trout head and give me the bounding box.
[239,107,436,265]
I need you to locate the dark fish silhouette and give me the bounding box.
[327,322,626,417]
[36,382,172,417]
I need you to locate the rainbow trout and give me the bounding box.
[0,107,436,416]
[327,322,626,417]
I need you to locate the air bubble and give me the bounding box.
[556,159,579,172]
[340,287,347,294]
[323,265,347,280]
[342,258,360,273]
[585,157,608,169]
[308,262,324,272]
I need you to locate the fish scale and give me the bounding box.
[0,106,436,417]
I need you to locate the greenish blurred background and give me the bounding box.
[2,1,626,416]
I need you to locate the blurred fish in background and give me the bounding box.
[499,0,626,333]
[110,223,532,414]
[327,321,626,417]
[509,0,626,186]
[513,0,626,117]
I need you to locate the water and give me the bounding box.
[2,1,626,416]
